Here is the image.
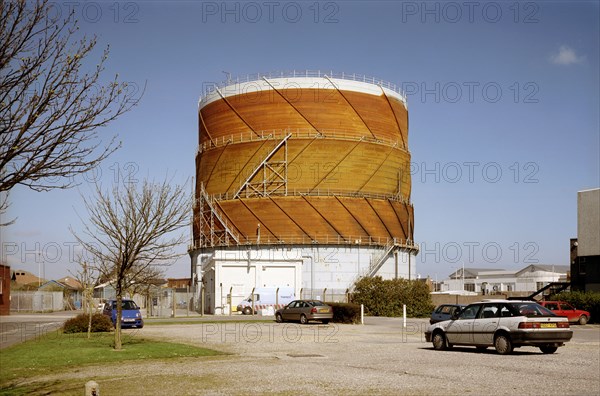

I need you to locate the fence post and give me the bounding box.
[171,289,176,318]
[201,287,205,317]
[85,380,99,396]
[229,286,233,316]
[361,304,364,325]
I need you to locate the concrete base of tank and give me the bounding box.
[190,244,417,314]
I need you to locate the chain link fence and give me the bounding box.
[10,291,64,312]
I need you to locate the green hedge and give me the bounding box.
[327,302,361,324]
[351,276,434,317]
[548,291,600,324]
[63,313,114,333]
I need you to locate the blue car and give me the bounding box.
[430,304,466,324]
[103,299,144,328]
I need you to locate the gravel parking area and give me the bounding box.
[8,316,597,395]
[130,317,600,395]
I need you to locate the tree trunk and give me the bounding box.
[87,289,92,339]
[115,286,123,350]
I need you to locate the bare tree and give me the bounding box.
[0,0,141,222]
[70,255,100,339]
[73,178,190,350]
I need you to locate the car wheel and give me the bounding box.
[243,307,252,315]
[300,314,308,324]
[275,313,283,323]
[578,315,588,325]
[539,346,558,354]
[432,331,447,350]
[321,320,330,325]
[494,334,513,355]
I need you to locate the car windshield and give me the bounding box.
[122,301,139,310]
[510,302,555,317]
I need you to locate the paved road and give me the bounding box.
[0,311,80,349]
[1,313,598,394]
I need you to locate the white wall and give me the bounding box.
[192,244,417,313]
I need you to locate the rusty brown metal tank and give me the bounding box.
[193,71,414,249]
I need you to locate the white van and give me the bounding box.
[237,287,295,315]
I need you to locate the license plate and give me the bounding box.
[319,308,329,313]
[124,318,135,322]
[540,323,556,328]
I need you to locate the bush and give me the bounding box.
[63,313,114,333]
[352,276,434,317]
[327,302,361,324]
[548,291,600,324]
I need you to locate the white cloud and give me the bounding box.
[550,45,586,65]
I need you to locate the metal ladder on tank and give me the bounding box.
[365,238,398,278]
[198,183,241,247]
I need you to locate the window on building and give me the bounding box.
[464,283,475,292]
[536,282,545,291]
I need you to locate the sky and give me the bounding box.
[2,0,599,283]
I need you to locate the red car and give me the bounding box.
[539,301,590,325]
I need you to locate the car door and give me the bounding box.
[445,304,480,345]
[472,303,500,345]
[558,302,576,321]
[282,301,299,321]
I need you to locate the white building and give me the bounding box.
[195,244,415,314]
[440,264,569,294]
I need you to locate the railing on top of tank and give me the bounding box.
[199,188,411,205]
[197,128,407,154]
[198,70,407,106]
[190,235,419,251]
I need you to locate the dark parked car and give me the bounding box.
[275,300,333,324]
[103,299,144,328]
[425,300,572,354]
[430,304,466,324]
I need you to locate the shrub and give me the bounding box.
[63,313,113,333]
[352,276,434,317]
[327,302,362,324]
[548,291,600,324]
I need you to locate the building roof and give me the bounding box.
[448,268,504,279]
[449,264,570,279]
[11,269,44,286]
[56,276,83,290]
[39,280,75,291]
[515,264,570,276]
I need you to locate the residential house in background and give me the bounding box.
[38,277,83,309]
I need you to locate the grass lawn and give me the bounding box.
[0,331,223,395]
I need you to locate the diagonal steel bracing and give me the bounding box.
[234,133,291,199]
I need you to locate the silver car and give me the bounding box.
[425,299,572,354]
[275,300,333,324]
